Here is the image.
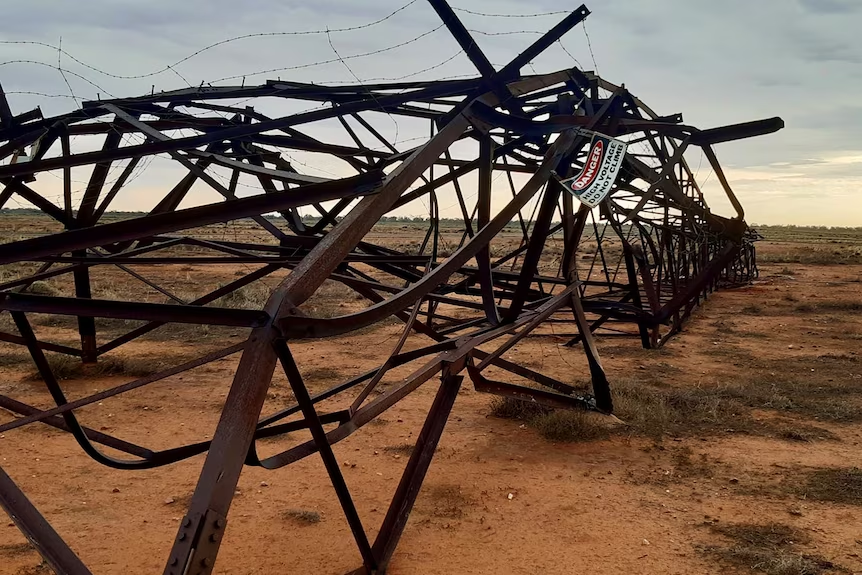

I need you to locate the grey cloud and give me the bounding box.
[0,0,859,224]
[752,76,803,88]
[795,36,862,64]
[794,105,862,130]
[797,0,862,13]
[781,158,830,167]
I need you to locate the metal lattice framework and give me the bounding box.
[0,3,783,574]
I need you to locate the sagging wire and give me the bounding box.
[692,148,704,181]
[166,64,193,88]
[468,29,544,36]
[344,49,464,84]
[2,9,600,220]
[0,60,117,98]
[210,24,445,85]
[5,23,547,106]
[56,36,79,108]
[0,0,422,81]
[582,20,599,76]
[452,7,571,18]
[4,91,76,99]
[325,26,400,146]
[557,40,585,71]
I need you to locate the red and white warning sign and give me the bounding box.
[562,133,628,208]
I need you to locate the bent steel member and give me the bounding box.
[0,2,782,573]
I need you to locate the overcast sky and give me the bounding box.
[1,0,860,226]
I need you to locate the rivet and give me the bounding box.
[178,533,186,541]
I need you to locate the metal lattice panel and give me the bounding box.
[0,2,782,573]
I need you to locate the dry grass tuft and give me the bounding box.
[282,509,322,524]
[489,396,551,420]
[214,283,272,310]
[26,354,165,381]
[530,410,611,442]
[745,466,862,507]
[713,546,838,575]
[0,543,35,557]
[612,379,744,439]
[669,447,716,480]
[300,366,343,383]
[722,377,862,424]
[423,484,472,519]
[712,523,809,548]
[794,300,862,313]
[14,562,53,575]
[489,396,610,442]
[760,247,862,265]
[778,425,839,443]
[798,467,862,505]
[23,281,58,296]
[491,369,859,444]
[706,522,841,575]
[491,382,731,442]
[383,443,414,456]
[25,354,84,381]
[0,349,31,368]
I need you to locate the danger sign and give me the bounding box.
[562,133,628,208]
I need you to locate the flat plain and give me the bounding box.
[1,216,861,575]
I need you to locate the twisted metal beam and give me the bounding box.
[0,2,783,573]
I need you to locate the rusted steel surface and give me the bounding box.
[0,2,782,573]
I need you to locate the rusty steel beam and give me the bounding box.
[0,1,784,573]
[0,466,93,575]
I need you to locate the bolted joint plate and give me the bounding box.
[165,509,227,575]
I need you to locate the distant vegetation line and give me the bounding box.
[1,208,860,232]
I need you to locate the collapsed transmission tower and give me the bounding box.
[0,2,782,574]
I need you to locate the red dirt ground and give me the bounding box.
[1,261,861,574]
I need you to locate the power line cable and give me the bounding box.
[56,36,80,107]
[210,24,445,84]
[557,39,585,70]
[325,27,400,146]
[582,21,599,74]
[0,0,422,81]
[451,7,571,18]
[0,60,116,97]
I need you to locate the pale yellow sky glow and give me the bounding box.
[704,153,862,227]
